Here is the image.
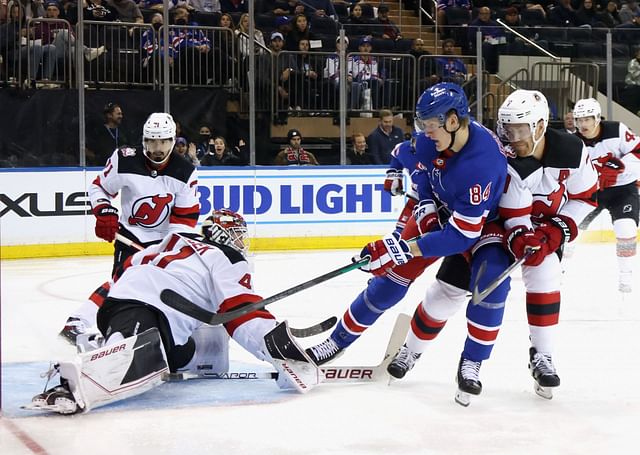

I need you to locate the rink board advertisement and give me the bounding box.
[0,167,404,257]
[0,166,621,258]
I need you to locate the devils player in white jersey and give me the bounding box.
[497,90,598,399]
[27,210,322,415]
[59,113,200,343]
[572,98,640,293]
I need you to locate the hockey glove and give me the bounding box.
[93,204,119,242]
[535,215,578,254]
[412,199,439,235]
[383,169,403,196]
[357,232,413,276]
[596,156,625,189]
[504,225,546,267]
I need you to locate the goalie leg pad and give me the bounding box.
[263,321,324,393]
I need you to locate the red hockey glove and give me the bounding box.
[596,156,625,189]
[504,225,546,267]
[384,169,403,196]
[93,204,119,242]
[534,215,578,254]
[412,200,439,235]
[356,232,413,276]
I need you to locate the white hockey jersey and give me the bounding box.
[108,233,262,345]
[576,121,640,188]
[500,128,598,231]
[89,146,200,243]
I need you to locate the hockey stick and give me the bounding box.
[472,248,536,305]
[164,313,410,384]
[160,257,370,326]
[115,232,144,251]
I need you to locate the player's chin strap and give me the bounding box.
[443,114,462,151]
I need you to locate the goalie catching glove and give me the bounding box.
[355,232,413,276]
[93,204,119,242]
[384,169,403,196]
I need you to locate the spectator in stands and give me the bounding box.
[141,12,172,70]
[436,0,471,38]
[624,46,640,114]
[186,0,221,14]
[236,12,266,58]
[576,0,606,26]
[468,6,505,74]
[286,13,314,50]
[435,38,467,86]
[348,36,383,110]
[600,1,622,27]
[195,124,214,160]
[216,12,236,85]
[174,137,200,166]
[345,2,371,36]
[282,37,321,109]
[619,0,640,24]
[83,0,118,22]
[220,0,247,14]
[141,0,178,12]
[302,0,336,18]
[273,0,304,17]
[257,31,289,118]
[549,0,580,26]
[86,102,130,166]
[614,10,640,41]
[273,129,320,165]
[347,132,375,164]
[274,14,293,40]
[7,0,44,19]
[366,109,404,165]
[503,6,521,27]
[169,6,211,85]
[564,111,577,133]
[374,4,402,40]
[200,136,245,166]
[107,0,143,25]
[323,35,352,109]
[523,2,547,21]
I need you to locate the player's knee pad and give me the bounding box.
[364,276,409,312]
[471,244,512,303]
[423,279,468,321]
[60,328,169,413]
[522,254,561,293]
[178,324,230,375]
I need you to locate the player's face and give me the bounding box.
[419,116,451,151]
[144,138,174,163]
[575,116,598,138]
[501,123,535,157]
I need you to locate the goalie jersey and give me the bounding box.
[500,128,598,231]
[89,146,200,243]
[108,233,264,345]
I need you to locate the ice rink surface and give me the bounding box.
[1,243,639,455]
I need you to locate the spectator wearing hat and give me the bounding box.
[366,109,404,165]
[256,32,289,117]
[86,102,130,166]
[323,35,352,109]
[274,129,319,165]
[174,137,200,166]
[374,4,402,40]
[275,14,294,38]
[348,36,383,111]
[345,3,372,36]
[347,132,375,164]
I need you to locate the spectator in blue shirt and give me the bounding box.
[468,7,505,73]
[366,109,404,165]
[435,38,467,86]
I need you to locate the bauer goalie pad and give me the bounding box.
[263,320,324,393]
[51,328,168,413]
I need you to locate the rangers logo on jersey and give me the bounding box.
[128,194,174,228]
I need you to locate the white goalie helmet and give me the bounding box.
[142,112,177,165]
[497,90,549,143]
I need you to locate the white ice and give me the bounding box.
[1,243,639,455]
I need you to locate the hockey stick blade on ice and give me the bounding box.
[472,248,536,305]
[160,257,369,326]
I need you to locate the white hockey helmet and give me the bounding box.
[142,112,177,165]
[201,209,249,254]
[497,90,549,154]
[573,98,601,121]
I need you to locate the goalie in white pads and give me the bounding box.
[27,209,323,415]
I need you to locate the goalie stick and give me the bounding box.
[165,313,410,384]
[160,257,370,326]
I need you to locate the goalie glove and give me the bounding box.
[93,204,119,242]
[595,156,625,189]
[504,225,546,267]
[534,215,578,254]
[383,169,403,196]
[356,232,413,276]
[412,200,439,235]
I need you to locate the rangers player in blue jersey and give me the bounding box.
[306,83,511,402]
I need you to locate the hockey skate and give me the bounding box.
[305,337,344,366]
[386,344,421,379]
[454,356,482,407]
[528,347,560,399]
[59,317,87,345]
[22,365,82,415]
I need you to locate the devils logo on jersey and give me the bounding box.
[128,194,174,228]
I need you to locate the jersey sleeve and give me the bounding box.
[168,168,200,232]
[559,145,598,226]
[619,123,640,180]
[88,149,122,209]
[499,166,534,232]
[388,141,405,170]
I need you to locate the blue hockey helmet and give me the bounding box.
[414,83,469,129]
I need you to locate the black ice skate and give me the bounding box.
[305,337,344,366]
[24,380,80,415]
[528,347,560,399]
[455,356,482,407]
[58,317,87,345]
[387,344,421,379]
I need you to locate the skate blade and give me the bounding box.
[533,383,554,400]
[21,402,74,413]
[454,389,471,407]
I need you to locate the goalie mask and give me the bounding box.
[143,112,177,165]
[201,209,249,254]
